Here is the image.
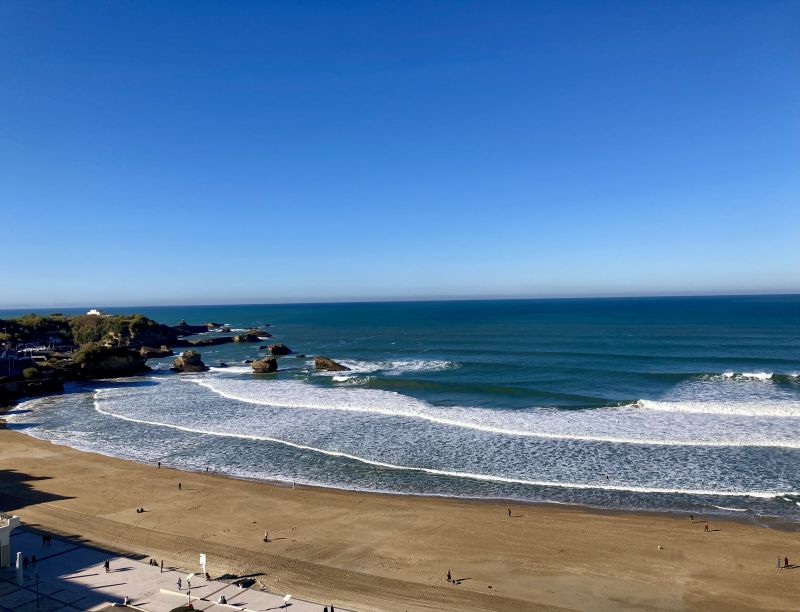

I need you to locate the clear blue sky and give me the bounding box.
[1,1,798,307]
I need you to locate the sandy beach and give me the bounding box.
[1,425,798,611]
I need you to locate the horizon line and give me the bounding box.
[1,290,798,312]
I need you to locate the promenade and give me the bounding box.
[0,529,338,612]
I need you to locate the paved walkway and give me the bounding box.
[0,529,344,612]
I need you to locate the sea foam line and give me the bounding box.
[187,378,800,449]
[91,393,797,499]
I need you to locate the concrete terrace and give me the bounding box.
[0,529,345,612]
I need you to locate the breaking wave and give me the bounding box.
[89,395,798,500]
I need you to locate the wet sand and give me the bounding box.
[1,426,798,611]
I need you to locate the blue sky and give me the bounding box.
[1,1,798,307]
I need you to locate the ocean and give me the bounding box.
[4,296,800,521]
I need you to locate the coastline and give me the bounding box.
[2,423,798,611]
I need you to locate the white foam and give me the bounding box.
[209,366,252,374]
[711,505,748,512]
[637,399,799,418]
[89,395,797,500]
[188,376,800,448]
[314,359,458,377]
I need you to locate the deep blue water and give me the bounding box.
[4,296,800,520]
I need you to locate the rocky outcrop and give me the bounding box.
[206,322,224,329]
[233,329,261,343]
[189,336,235,347]
[172,320,208,336]
[0,377,64,406]
[314,356,350,372]
[172,350,209,372]
[268,343,291,355]
[220,326,231,333]
[251,356,278,373]
[139,345,174,359]
[74,345,150,378]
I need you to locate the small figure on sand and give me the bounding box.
[160,560,164,573]
[177,577,182,590]
[447,570,452,582]
[785,556,790,569]
[704,522,709,532]
[178,482,182,490]
[690,514,694,522]
[264,530,269,542]
[777,557,782,569]
[507,508,511,517]
[157,461,161,468]
[104,559,110,572]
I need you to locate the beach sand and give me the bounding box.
[1,426,798,611]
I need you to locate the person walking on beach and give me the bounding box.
[777,556,782,569]
[447,570,452,582]
[264,530,269,542]
[178,482,182,490]
[704,521,709,532]
[160,560,164,573]
[158,461,161,468]
[177,577,182,590]
[104,559,110,572]
[785,556,790,569]
[507,508,511,517]
[690,514,694,522]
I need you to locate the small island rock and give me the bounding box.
[314,356,350,371]
[252,356,278,373]
[172,350,209,372]
[139,345,174,359]
[268,343,291,355]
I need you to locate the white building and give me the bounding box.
[0,513,20,568]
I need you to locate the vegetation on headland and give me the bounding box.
[0,313,182,406]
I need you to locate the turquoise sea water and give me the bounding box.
[4,296,800,520]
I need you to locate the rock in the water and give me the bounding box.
[233,329,261,343]
[295,354,306,359]
[220,326,231,332]
[244,359,253,364]
[139,345,174,359]
[206,322,224,329]
[172,350,208,372]
[190,336,235,347]
[218,362,228,368]
[172,320,208,336]
[268,343,291,355]
[252,356,278,373]
[314,356,350,371]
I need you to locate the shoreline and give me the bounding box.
[2,424,798,611]
[5,399,799,533]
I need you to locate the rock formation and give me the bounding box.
[172,320,209,336]
[251,356,278,373]
[268,343,291,355]
[172,350,209,372]
[74,345,150,378]
[233,329,261,343]
[139,345,174,359]
[314,356,350,371]
[189,336,235,347]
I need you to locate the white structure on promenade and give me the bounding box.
[0,513,21,568]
